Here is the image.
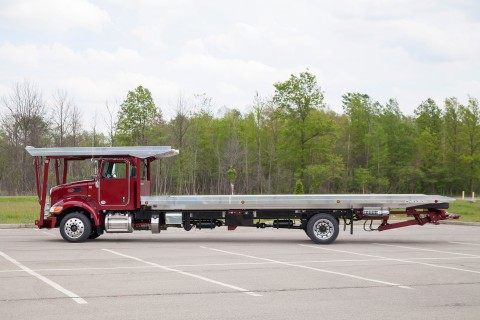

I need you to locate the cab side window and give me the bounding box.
[130,165,137,178]
[102,162,127,179]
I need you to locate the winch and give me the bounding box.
[362,207,390,217]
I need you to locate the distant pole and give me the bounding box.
[462,191,465,200]
[472,192,475,202]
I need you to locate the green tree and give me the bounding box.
[189,106,216,194]
[294,179,304,194]
[377,99,416,192]
[273,71,324,179]
[354,167,371,194]
[443,97,463,193]
[415,98,442,135]
[305,154,345,193]
[414,98,444,193]
[116,86,162,145]
[459,97,480,192]
[342,93,378,169]
[342,93,383,192]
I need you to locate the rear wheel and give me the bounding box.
[306,213,339,244]
[60,212,92,242]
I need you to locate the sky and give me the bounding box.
[1,0,479,131]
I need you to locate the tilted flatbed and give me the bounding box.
[26,146,458,244]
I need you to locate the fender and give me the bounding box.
[51,196,104,226]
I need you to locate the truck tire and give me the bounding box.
[306,213,339,244]
[88,228,102,240]
[60,212,92,243]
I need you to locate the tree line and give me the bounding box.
[1,72,479,196]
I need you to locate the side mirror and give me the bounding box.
[91,174,99,180]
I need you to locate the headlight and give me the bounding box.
[49,206,63,213]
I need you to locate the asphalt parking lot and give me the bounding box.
[1,224,480,320]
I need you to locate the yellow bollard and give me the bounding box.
[462,191,465,200]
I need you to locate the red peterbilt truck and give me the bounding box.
[26,146,458,244]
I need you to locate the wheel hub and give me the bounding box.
[313,219,334,239]
[64,218,85,239]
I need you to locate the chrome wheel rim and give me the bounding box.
[64,218,85,239]
[313,219,334,239]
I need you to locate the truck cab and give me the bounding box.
[25,146,178,241]
[49,158,143,211]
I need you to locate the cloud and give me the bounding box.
[59,73,180,121]
[0,42,142,68]
[170,49,277,81]
[1,0,480,131]
[84,47,143,64]
[167,44,290,108]
[0,0,111,32]
[131,25,167,49]
[0,42,40,67]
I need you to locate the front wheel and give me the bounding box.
[60,212,92,242]
[88,228,103,240]
[306,213,339,244]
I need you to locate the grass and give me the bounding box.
[0,196,479,224]
[0,196,39,224]
[448,199,480,222]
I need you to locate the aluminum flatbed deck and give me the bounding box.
[141,194,454,211]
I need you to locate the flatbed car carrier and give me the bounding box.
[26,146,459,244]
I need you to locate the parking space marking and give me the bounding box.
[0,255,478,275]
[102,249,262,297]
[201,246,411,289]
[300,244,480,275]
[449,241,480,246]
[0,251,87,304]
[374,243,480,257]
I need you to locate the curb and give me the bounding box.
[0,224,36,229]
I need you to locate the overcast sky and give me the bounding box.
[1,0,479,130]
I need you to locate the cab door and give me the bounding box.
[98,160,131,210]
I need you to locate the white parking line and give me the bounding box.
[300,244,480,275]
[374,243,480,257]
[0,251,87,304]
[449,241,480,246]
[0,255,478,274]
[102,249,261,297]
[201,246,411,290]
